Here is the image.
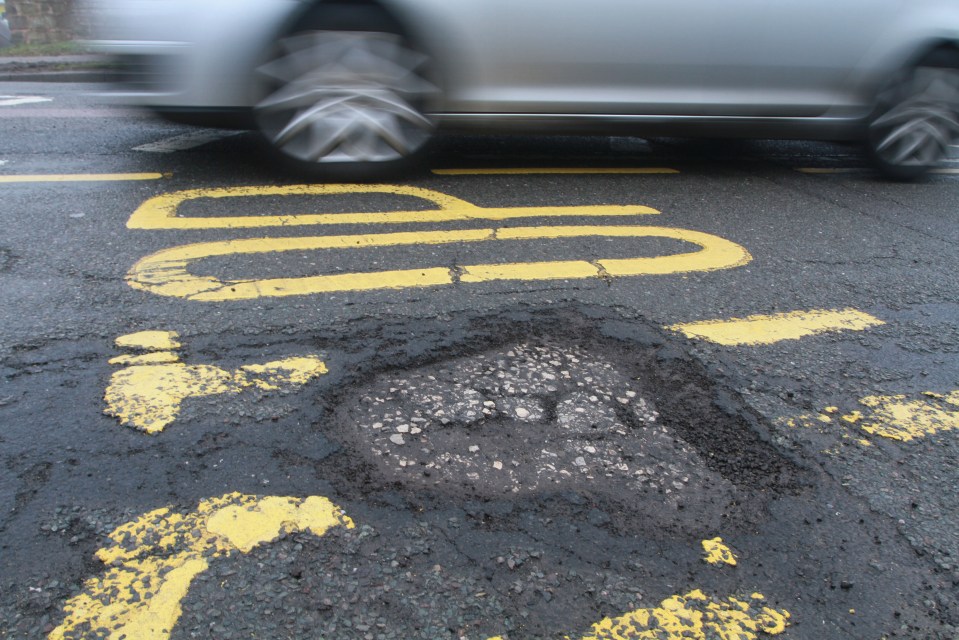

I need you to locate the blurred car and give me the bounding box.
[86,0,959,179]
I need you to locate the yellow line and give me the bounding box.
[127,225,751,301]
[432,167,679,175]
[0,172,168,183]
[667,308,884,346]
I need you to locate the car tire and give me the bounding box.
[254,14,436,179]
[866,50,959,180]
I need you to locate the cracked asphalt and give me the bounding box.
[1,82,958,639]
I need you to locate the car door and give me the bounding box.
[745,0,906,116]
[394,0,904,117]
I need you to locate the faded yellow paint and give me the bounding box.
[206,495,350,552]
[668,308,884,346]
[108,351,181,366]
[127,225,750,301]
[432,167,680,175]
[857,393,959,442]
[105,363,235,434]
[115,330,181,351]
[105,332,328,433]
[702,537,738,566]
[127,184,659,230]
[571,590,789,640]
[53,495,789,640]
[785,390,959,443]
[49,493,354,640]
[235,357,331,391]
[0,172,167,183]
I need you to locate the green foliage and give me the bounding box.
[1,40,91,56]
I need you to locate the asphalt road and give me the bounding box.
[1,82,958,639]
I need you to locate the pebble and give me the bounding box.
[390,434,405,445]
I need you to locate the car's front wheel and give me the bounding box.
[866,52,959,180]
[254,29,436,178]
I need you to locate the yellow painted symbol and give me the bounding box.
[48,493,354,640]
[125,184,750,301]
[127,184,660,230]
[127,225,752,301]
[668,308,884,346]
[702,537,738,566]
[104,331,328,434]
[784,390,959,443]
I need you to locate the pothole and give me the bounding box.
[331,317,807,535]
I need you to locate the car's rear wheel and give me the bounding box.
[866,52,959,180]
[254,27,435,178]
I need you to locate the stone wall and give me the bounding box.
[5,0,89,45]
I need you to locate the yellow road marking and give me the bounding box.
[702,537,738,566]
[570,590,788,640]
[668,308,884,346]
[126,225,751,301]
[128,183,659,230]
[432,167,680,175]
[108,351,180,366]
[0,172,167,183]
[855,392,959,442]
[785,390,959,443]
[104,331,328,433]
[49,493,354,640]
[115,330,181,351]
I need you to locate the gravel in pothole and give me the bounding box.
[337,341,740,532]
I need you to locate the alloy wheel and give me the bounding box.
[868,66,959,177]
[255,31,436,165]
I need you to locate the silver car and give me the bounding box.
[87,0,959,179]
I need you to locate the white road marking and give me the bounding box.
[0,95,53,107]
[133,131,241,153]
